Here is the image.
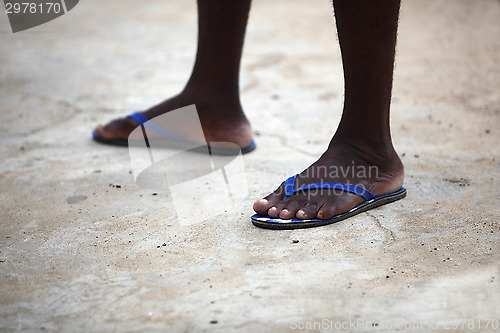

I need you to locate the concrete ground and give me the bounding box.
[1,0,499,332]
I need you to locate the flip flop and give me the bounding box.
[251,174,406,230]
[92,112,256,154]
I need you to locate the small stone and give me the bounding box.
[162,243,166,246]
[210,320,218,324]
[292,240,299,244]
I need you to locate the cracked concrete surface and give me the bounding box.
[1,0,499,332]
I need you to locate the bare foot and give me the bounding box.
[253,140,404,220]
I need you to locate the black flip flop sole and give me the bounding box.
[251,187,407,230]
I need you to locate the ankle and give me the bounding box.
[328,137,402,171]
[183,78,240,101]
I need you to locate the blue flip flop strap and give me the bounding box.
[127,112,150,126]
[283,175,298,196]
[283,174,376,201]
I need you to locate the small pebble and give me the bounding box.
[292,240,299,244]
[210,320,218,324]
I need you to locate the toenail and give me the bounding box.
[282,209,289,213]
[259,199,269,204]
[297,209,306,216]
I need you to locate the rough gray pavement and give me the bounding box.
[1,0,499,332]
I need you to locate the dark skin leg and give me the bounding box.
[253,0,404,220]
[94,0,254,149]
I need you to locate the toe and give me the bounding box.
[94,120,121,140]
[278,200,302,220]
[316,204,337,220]
[267,206,280,218]
[253,184,286,215]
[296,203,320,220]
[94,124,109,139]
[269,196,299,219]
[252,198,272,215]
[94,118,137,141]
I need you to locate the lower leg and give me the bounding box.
[332,0,402,158]
[253,0,404,220]
[95,0,253,148]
